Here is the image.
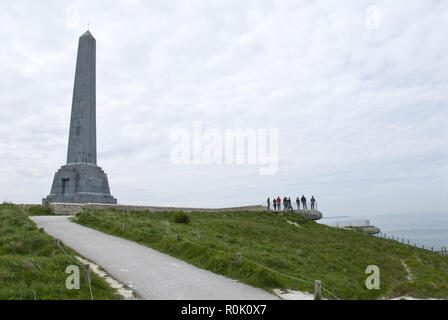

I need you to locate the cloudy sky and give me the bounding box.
[1,0,447,217]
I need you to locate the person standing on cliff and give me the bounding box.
[276,197,281,212]
[267,197,271,211]
[301,195,307,210]
[273,198,277,211]
[296,197,300,210]
[310,196,316,210]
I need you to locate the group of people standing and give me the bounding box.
[267,195,316,212]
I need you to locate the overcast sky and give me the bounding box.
[1,0,447,217]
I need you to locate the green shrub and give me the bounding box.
[173,212,190,224]
[26,205,52,216]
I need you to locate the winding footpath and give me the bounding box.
[30,216,278,300]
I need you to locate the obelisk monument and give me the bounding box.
[43,31,117,204]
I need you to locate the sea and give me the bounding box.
[318,212,448,251]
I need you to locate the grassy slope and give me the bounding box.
[0,204,121,300]
[74,209,448,300]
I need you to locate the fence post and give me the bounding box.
[122,223,126,233]
[314,280,322,300]
[84,264,91,285]
[236,252,242,264]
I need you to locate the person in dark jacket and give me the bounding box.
[273,198,277,211]
[310,196,316,210]
[283,197,288,211]
[301,195,307,210]
[267,197,271,211]
[296,197,300,210]
[288,197,293,210]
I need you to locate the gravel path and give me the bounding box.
[30,216,279,300]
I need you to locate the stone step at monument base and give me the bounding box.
[44,193,117,205]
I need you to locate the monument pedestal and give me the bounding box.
[43,164,117,204]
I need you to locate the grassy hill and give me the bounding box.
[0,204,121,300]
[72,208,448,300]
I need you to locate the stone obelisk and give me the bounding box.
[43,31,117,204]
[67,30,97,166]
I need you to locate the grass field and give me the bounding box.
[0,204,121,300]
[73,208,448,300]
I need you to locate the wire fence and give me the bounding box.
[56,240,94,300]
[376,232,448,256]
[319,219,448,256]
[117,221,341,300]
[318,219,371,228]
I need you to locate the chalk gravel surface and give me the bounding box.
[30,216,279,300]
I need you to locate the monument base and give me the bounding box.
[43,163,117,205]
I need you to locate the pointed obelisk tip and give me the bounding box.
[80,30,94,39]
